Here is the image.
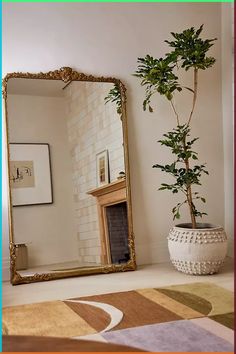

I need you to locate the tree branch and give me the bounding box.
[187,68,198,125]
[170,99,180,126]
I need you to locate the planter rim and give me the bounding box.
[174,223,223,231]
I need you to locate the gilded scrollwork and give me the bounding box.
[4,67,136,285]
[128,234,136,266]
[2,67,122,99]
[9,242,17,283]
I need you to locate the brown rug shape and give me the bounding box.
[64,301,111,332]
[156,288,212,315]
[209,312,234,330]
[73,290,182,331]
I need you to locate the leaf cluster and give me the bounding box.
[134,56,181,111]
[165,25,217,71]
[153,125,208,220]
[158,124,199,160]
[134,25,216,112]
[104,84,122,115]
[172,198,207,220]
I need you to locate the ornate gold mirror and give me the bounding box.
[3,67,136,285]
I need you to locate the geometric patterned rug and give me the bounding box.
[3,282,234,352]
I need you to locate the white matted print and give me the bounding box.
[9,143,53,206]
[10,160,35,189]
[96,150,109,187]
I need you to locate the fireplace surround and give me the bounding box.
[88,179,128,264]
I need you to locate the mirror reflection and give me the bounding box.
[7,77,130,278]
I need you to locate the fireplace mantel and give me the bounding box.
[87,179,127,264]
[87,179,126,198]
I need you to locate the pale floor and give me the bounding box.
[3,258,234,307]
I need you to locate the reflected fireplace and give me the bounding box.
[87,179,129,264]
[106,202,130,264]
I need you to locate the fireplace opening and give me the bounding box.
[105,202,130,264]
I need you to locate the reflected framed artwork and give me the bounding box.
[9,143,53,206]
[96,150,109,187]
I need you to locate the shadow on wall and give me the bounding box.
[126,83,153,265]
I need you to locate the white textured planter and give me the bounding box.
[168,223,228,275]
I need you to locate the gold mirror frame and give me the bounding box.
[3,67,136,285]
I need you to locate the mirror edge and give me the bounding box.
[3,67,136,285]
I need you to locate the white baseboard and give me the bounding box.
[2,257,10,281]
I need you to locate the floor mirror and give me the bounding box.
[3,67,136,285]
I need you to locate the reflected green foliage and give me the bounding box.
[104,84,122,115]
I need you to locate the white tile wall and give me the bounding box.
[65,81,125,264]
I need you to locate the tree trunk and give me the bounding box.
[183,136,197,229]
[186,185,197,228]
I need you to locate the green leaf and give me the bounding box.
[175,211,180,219]
[148,105,153,113]
[104,84,122,115]
[196,24,204,37]
[184,86,194,93]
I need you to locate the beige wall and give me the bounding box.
[221,4,234,257]
[2,3,233,278]
[7,94,78,267]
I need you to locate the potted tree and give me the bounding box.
[134,25,227,275]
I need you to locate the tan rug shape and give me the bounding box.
[137,288,203,319]
[2,300,96,337]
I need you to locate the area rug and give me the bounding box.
[3,282,234,352]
